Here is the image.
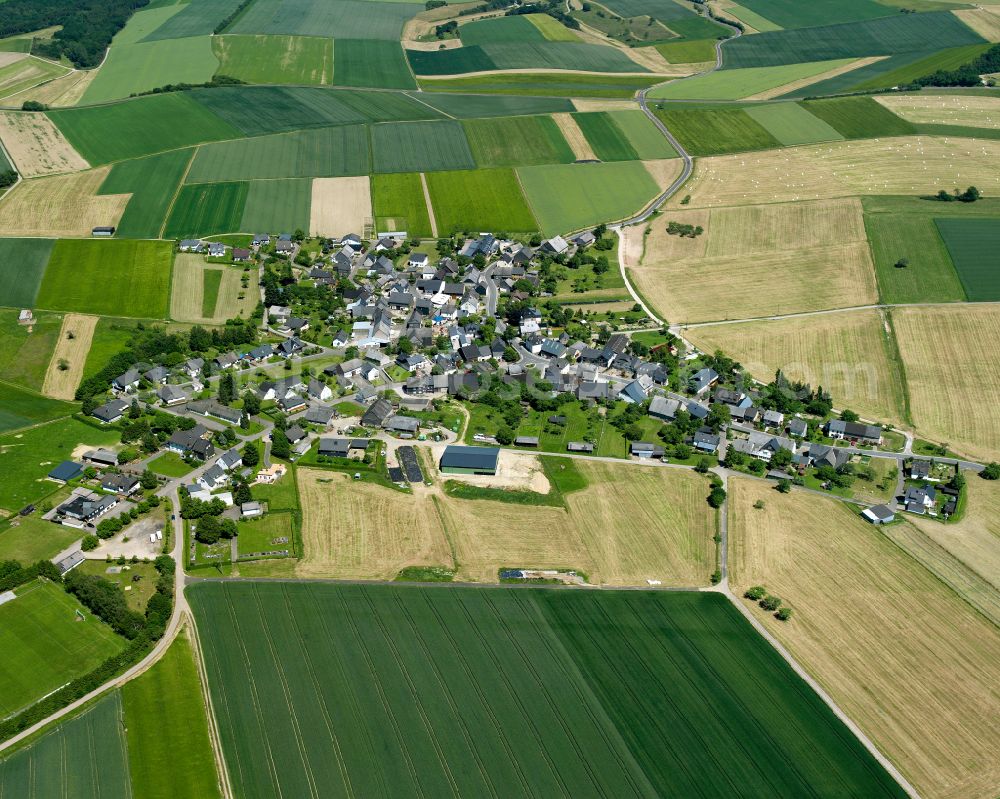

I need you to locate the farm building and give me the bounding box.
[862,505,895,525]
[91,226,115,237]
[439,445,499,475]
[47,461,83,484]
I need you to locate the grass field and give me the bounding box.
[729,478,1000,799]
[605,109,677,159]
[228,0,420,40]
[332,39,416,89]
[686,310,908,425]
[0,238,53,308]
[633,198,878,323]
[0,579,125,717]
[143,0,245,40]
[417,72,659,98]
[460,14,545,45]
[80,35,219,104]
[721,11,985,69]
[573,111,638,161]
[49,93,241,166]
[149,450,196,478]
[653,106,781,156]
[237,512,294,556]
[650,58,858,100]
[743,103,844,146]
[800,96,916,139]
[42,313,98,401]
[518,160,658,234]
[0,381,77,434]
[371,171,432,236]
[674,136,1000,208]
[82,317,135,382]
[426,168,538,234]
[187,125,369,183]
[0,514,83,569]
[852,44,994,91]
[190,581,907,799]
[164,181,249,239]
[0,168,130,238]
[527,12,580,41]
[36,239,172,319]
[410,40,646,74]
[372,119,476,173]
[414,92,573,118]
[892,304,1000,462]
[0,308,61,392]
[122,630,222,799]
[239,178,312,234]
[655,37,717,63]
[213,34,332,85]
[0,111,89,178]
[462,115,575,168]
[0,693,131,797]
[934,217,1000,300]
[738,0,892,29]
[99,148,194,239]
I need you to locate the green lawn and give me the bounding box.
[202,269,224,318]
[0,579,125,718]
[463,115,575,168]
[0,238,54,308]
[213,34,332,85]
[0,381,78,434]
[371,172,432,237]
[164,181,249,239]
[149,451,196,478]
[0,309,62,392]
[0,514,81,564]
[121,632,221,799]
[83,318,138,381]
[253,469,299,512]
[649,59,857,100]
[190,582,908,798]
[934,217,1000,301]
[99,149,194,239]
[237,511,294,556]
[36,240,173,319]
[426,168,538,235]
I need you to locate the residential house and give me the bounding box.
[788,417,808,438]
[208,242,226,258]
[187,399,243,426]
[825,420,882,445]
[179,240,203,253]
[112,368,141,394]
[157,385,188,407]
[385,415,419,436]
[58,492,118,524]
[232,248,251,262]
[101,473,140,496]
[166,426,214,460]
[731,432,795,462]
[904,485,936,514]
[630,442,664,459]
[689,368,719,396]
[361,398,393,427]
[92,398,129,424]
[143,366,169,385]
[692,430,720,453]
[306,379,333,402]
[648,396,680,421]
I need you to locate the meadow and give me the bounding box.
[0,238,53,308]
[655,38,717,63]
[893,304,1000,462]
[427,168,537,234]
[190,581,907,799]
[800,96,916,139]
[121,630,222,799]
[164,181,249,239]
[0,381,76,433]
[462,115,575,167]
[729,479,1000,799]
[410,40,645,75]
[417,92,573,118]
[143,0,245,40]
[742,103,843,146]
[0,308,61,392]
[686,310,908,426]
[650,58,859,100]
[332,39,416,90]
[371,172,432,236]
[460,14,545,46]
[573,111,638,161]
[36,239,173,319]
[417,73,659,98]
[99,148,194,239]
[606,109,677,159]
[228,0,420,39]
[653,106,781,156]
[0,693,131,797]
[934,217,1000,301]
[371,119,476,173]
[518,161,658,234]
[737,0,891,29]
[852,44,994,92]
[212,34,332,85]
[0,579,124,718]
[0,514,82,565]
[239,178,312,234]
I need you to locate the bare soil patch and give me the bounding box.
[309,176,371,238]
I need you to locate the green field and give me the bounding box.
[410,41,645,75]
[779,51,927,98]
[865,213,966,304]
[518,161,658,235]
[463,115,575,168]
[574,111,638,161]
[0,515,84,567]
[143,0,246,40]
[527,12,580,41]
[188,126,369,183]
[414,92,573,118]
[36,240,173,319]
[83,317,136,381]
[164,181,249,239]
[190,582,907,798]
[801,96,916,139]
[0,380,76,434]
[649,58,857,100]
[0,693,132,797]
[0,580,125,718]
[49,93,241,165]
[99,149,194,239]
[935,218,1000,301]
[0,417,118,512]
[655,38,718,63]
[460,15,545,46]
[721,11,984,69]
[228,0,420,39]
[427,168,538,234]
[0,238,54,308]
[371,172,432,237]
[850,44,993,92]
[417,73,659,98]
[372,119,476,173]
[202,269,223,317]
[80,35,219,104]
[0,57,68,102]
[724,4,782,32]
[149,451,197,478]
[239,178,312,234]
[237,511,294,555]
[213,34,332,85]
[332,39,416,89]
[743,103,844,146]
[738,0,892,29]
[606,110,677,159]
[0,309,62,392]
[600,0,730,38]
[122,633,222,799]
[653,106,781,156]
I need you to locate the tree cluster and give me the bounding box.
[666,221,704,238]
[743,585,792,620]
[0,559,61,593]
[908,44,1000,88]
[64,570,145,638]
[933,186,981,203]
[0,170,17,189]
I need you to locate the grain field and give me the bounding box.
[875,94,1000,129]
[552,113,597,161]
[41,313,96,400]
[747,57,885,100]
[309,176,371,237]
[0,112,89,176]
[954,8,1000,41]
[0,168,128,236]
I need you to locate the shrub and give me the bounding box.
[981,462,1000,480]
[743,585,767,601]
[759,594,782,612]
[81,534,100,552]
[775,607,793,621]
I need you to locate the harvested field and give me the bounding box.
[686,310,907,425]
[729,478,1000,799]
[310,175,372,237]
[875,94,1000,129]
[551,112,596,160]
[0,112,88,177]
[12,68,97,108]
[170,255,252,324]
[0,56,69,102]
[296,468,452,579]
[0,168,128,237]
[955,7,1000,41]
[892,305,1000,462]
[641,157,683,190]
[747,56,884,99]
[41,313,97,400]
[634,209,709,261]
[674,136,1000,208]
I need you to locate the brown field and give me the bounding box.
[0,168,127,236]
[296,469,454,580]
[571,99,638,112]
[0,57,69,100]
[728,478,1000,799]
[552,112,596,160]
[41,313,97,400]
[14,69,97,107]
[641,157,683,191]
[954,8,1000,41]
[0,111,89,176]
[632,199,877,322]
[419,172,438,237]
[893,304,1000,463]
[875,94,1000,129]
[309,176,371,238]
[170,254,254,324]
[672,136,1000,208]
[685,310,908,425]
[747,56,886,100]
